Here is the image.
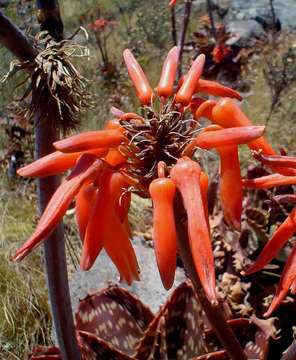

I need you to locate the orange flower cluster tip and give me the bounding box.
[15,47,267,304]
[243,153,296,316]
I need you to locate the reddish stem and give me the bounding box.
[173,193,247,360]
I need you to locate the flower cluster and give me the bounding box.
[15,46,270,306]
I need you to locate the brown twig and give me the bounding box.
[170,7,177,46]
[177,0,192,79]
[206,0,217,40]
[174,193,247,360]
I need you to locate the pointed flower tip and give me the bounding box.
[80,255,92,271]
[123,48,153,105]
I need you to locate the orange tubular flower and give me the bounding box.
[194,125,265,150]
[54,129,126,153]
[244,208,296,276]
[193,99,217,121]
[195,79,242,101]
[16,47,259,291]
[17,148,108,178]
[13,154,105,261]
[80,170,138,284]
[171,158,217,304]
[75,183,98,241]
[104,148,127,166]
[243,173,296,189]
[157,46,179,98]
[123,49,153,105]
[217,146,243,231]
[175,54,206,105]
[265,246,296,317]
[149,178,177,290]
[211,98,276,155]
[200,171,210,231]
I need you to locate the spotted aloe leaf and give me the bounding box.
[192,350,228,359]
[28,346,61,359]
[75,286,154,357]
[135,282,208,359]
[78,331,133,359]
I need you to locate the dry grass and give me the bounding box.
[0,177,52,359]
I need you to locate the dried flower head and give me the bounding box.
[2,30,91,132]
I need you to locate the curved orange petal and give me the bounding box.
[80,171,139,284]
[243,174,296,189]
[193,99,217,120]
[171,157,217,304]
[217,145,242,231]
[264,245,296,317]
[175,54,206,106]
[17,148,108,178]
[212,98,276,155]
[13,154,104,261]
[54,130,126,153]
[105,148,127,166]
[196,79,242,100]
[104,213,139,285]
[123,49,153,105]
[149,178,177,290]
[80,169,114,270]
[75,183,98,242]
[200,171,210,231]
[244,208,296,276]
[157,46,179,98]
[195,126,265,149]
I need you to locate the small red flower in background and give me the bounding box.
[14,47,268,305]
[212,44,232,64]
[168,0,178,7]
[90,18,116,32]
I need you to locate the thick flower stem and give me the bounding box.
[173,193,247,360]
[0,9,81,359]
[35,106,81,360]
[35,1,81,358]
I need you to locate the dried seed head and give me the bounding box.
[2,30,92,133]
[119,98,199,191]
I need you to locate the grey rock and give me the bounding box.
[227,20,265,40]
[70,237,186,314]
